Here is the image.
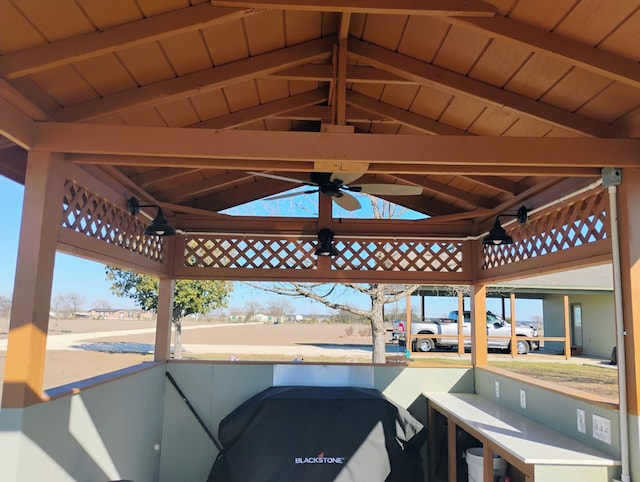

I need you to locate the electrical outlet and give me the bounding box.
[592,414,611,444]
[577,409,586,433]
[519,389,526,409]
[495,381,500,398]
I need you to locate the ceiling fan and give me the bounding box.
[248,171,422,211]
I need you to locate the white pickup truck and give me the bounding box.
[392,311,539,354]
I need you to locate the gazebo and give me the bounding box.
[0,1,638,481]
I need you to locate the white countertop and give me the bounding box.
[425,392,619,466]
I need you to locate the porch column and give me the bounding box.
[470,283,488,366]
[155,277,174,361]
[2,151,65,408]
[616,168,640,417]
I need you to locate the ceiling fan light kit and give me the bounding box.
[250,171,421,212]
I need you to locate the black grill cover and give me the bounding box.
[208,386,425,482]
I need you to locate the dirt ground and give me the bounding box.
[0,318,619,401]
[0,319,376,397]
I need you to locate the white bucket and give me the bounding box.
[465,447,508,482]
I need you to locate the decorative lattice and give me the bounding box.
[483,191,608,269]
[334,240,463,272]
[184,237,317,269]
[61,181,166,261]
[184,236,462,272]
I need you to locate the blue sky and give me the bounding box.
[0,175,542,319]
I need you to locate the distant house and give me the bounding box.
[502,264,614,359]
[87,308,154,320]
[415,264,615,359]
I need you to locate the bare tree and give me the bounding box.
[251,282,418,363]
[243,196,422,362]
[267,298,294,323]
[65,292,85,317]
[244,300,263,322]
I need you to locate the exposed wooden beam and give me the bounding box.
[67,152,602,177]
[0,5,250,79]
[194,88,329,129]
[348,38,622,138]
[271,64,413,84]
[211,0,496,16]
[52,36,335,122]
[0,146,27,184]
[176,212,473,236]
[130,167,203,187]
[37,123,640,167]
[167,171,255,202]
[461,175,528,195]
[444,16,640,90]
[274,105,391,123]
[395,174,495,209]
[346,91,470,135]
[0,97,34,149]
[189,176,292,211]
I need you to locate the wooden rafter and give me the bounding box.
[347,38,622,137]
[444,16,640,90]
[194,88,330,129]
[210,0,496,17]
[0,5,251,79]
[51,37,335,122]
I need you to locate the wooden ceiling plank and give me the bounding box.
[348,38,622,137]
[270,64,414,84]
[0,5,250,79]
[273,105,332,121]
[130,167,203,187]
[194,87,329,129]
[52,36,335,122]
[167,171,255,202]
[40,123,640,167]
[444,16,640,90]
[395,174,494,208]
[346,90,470,135]
[211,0,496,17]
[461,175,527,195]
[189,176,291,211]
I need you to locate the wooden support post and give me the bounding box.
[448,417,457,482]
[564,295,571,360]
[471,284,488,366]
[616,167,640,416]
[155,277,175,361]
[2,152,65,408]
[510,293,517,357]
[457,292,465,356]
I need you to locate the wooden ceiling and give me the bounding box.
[0,0,639,235]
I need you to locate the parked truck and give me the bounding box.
[392,311,539,354]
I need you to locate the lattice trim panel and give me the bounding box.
[184,236,463,272]
[483,191,608,269]
[61,181,166,262]
[184,236,317,269]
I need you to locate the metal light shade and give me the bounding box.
[482,206,528,246]
[144,207,176,237]
[315,228,339,257]
[482,218,514,245]
[128,196,176,237]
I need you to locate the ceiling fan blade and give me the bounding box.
[330,172,365,186]
[356,184,423,196]
[248,171,316,186]
[334,192,361,211]
[263,189,317,201]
